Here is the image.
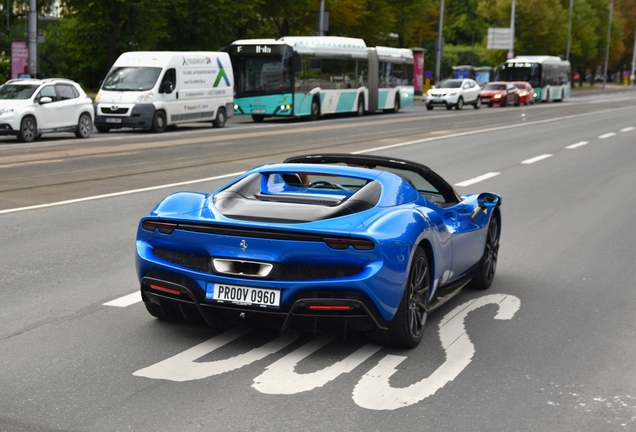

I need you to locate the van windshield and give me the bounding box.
[102,67,162,91]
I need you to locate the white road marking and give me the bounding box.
[0,172,243,215]
[352,294,521,410]
[521,154,553,164]
[566,141,589,149]
[454,172,500,188]
[598,132,616,139]
[133,327,297,382]
[2,106,632,216]
[103,292,141,307]
[620,126,635,132]
[253,335,382,394]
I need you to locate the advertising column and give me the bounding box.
[11,41,29,79]
[412,48,425,96]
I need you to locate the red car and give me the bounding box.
[480,82,520,107]
[511,81,535,105]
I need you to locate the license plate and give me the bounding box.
[206,283,280,308]
[105,117,122,123]
[482,98,490,102]
[251,109,266,114]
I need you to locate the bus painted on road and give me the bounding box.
[227,36,414,122]
[496,56,571,102]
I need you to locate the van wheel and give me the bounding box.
[75,113,93,138]
[309,97,320,120]
[150,110,166,133]
[96,126,110,133]
[17,116,37,142]
[213,107,227,128]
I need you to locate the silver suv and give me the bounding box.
[0,78,94,142]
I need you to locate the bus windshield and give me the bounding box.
[497,63,541,88]
[233,55,293,96]
[102,67,162,91]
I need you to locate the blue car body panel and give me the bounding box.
[135,154,501,331]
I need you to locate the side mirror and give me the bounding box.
[39,96,53,104]
[159,81,173,94]
[471,192,502,221]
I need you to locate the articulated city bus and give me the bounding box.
[496,56,571,102]
[227,36,414,122]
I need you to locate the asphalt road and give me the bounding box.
[1,88,636,431]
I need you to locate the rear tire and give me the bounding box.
[309,97,320,120]
[514,96,521,106]
[74,113,93,138]
[212,107,227,128]
[473,97,481,109]
[356,95,365,116]
[367,247,430,348]
[391,95,400,113]
[470,216,500,290]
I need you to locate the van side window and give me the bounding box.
[162,68,176,92]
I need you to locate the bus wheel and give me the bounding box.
[213,107,227,128]
[357,95,365,116]
[310,97,320,121]
[252,115,265,123]
[391,95,400,113]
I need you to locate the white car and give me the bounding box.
[426,78,482,110]
[0,78,94,142]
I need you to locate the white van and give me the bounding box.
[94,51,233,133]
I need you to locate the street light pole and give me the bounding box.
[435,0,444,84]
[602,0,613,89]
[566,0,574,61]
[508,0,516,59]
[631,30,636,86]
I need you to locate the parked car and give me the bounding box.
[426,78,482,110]
[511,81,535,105]
[480,82,520,107]
[136,153,502,348]
[0,78,94,142]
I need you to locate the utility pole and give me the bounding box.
[28,0,37,77]
[508,0,516,59]
[566,0,574,61]
[435,0,444,84]
[602,0,613,89]
[631,30,636,86]
[318,0,325,36]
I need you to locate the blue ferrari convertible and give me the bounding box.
[135,154,502,348]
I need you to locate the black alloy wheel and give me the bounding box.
[368,247,431,348]
[470,216,499,290]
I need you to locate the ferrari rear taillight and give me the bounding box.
[142,221,177,234]
[323,237,375,250]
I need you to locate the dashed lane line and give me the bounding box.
[521,154,553,164]
[566,141,589,149]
